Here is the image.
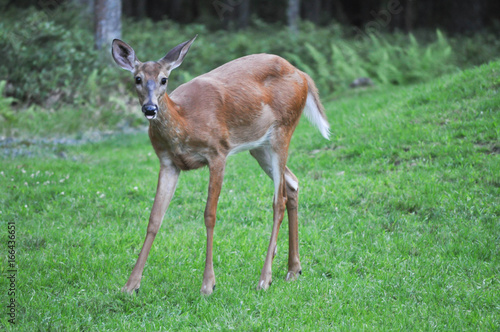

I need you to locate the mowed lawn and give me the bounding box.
[1,61,499,330]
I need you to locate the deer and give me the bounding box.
[111,35,330,295]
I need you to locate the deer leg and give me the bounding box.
[250,148,288,290]
[258,173,286,290]
[201,159,226,295]
[122,162,180,294]
[284,167,302,281]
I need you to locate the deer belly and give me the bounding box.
[227,126,273,156]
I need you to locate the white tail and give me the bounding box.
[305,92,331,140]
[303,73,330,140]
[111,36,329,295]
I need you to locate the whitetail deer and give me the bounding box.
[111,35,330,295]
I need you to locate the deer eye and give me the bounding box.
[161,77,167,85]
[135,76,142,85]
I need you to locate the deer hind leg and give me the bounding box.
[250,146,288,290]
[284,167,302,281]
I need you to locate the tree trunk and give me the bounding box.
[404,0,416,32]
[331,0,349,26]
[287,0,300,34]
[304,0,320,24]
[136,0,147,19]
[169,0,183,21]
[94,0,122,50]
[237,0,251,29]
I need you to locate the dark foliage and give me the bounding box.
[4,0,499,33]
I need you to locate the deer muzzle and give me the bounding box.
[142,104,158,120]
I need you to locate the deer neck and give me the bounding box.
[149,93,187,146]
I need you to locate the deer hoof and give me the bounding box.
[121,285,139,295]
[121,279,141,294]
[201,283,216,295]
[257,277,272,290]
[286,269,302,282]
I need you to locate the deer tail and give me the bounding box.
[303,73,330,140]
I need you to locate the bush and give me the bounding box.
[0,6,118,105]
[0,80,16,122]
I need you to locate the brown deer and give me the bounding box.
[111,35,330,295]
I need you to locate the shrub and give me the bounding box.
[0,80,16,122]
[0,6,118,105]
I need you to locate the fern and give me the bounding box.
[331,43,368,82]
[286,30,454,95]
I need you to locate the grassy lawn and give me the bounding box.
[1,61,499,330]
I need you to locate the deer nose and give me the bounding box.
[142,104,158,119]
[142,104,158,113]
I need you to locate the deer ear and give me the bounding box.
[159,35,197,72]
[111,39,139,72]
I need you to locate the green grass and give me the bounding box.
[1,61,499,330]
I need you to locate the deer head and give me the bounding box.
[111,36,197,120]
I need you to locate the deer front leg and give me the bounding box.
[201,160,226,295]
[122,162,180,294]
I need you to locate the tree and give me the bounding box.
[237,0,251,29]
[94,0,121,50]
[287,0,300,34]
[304,0,320,24]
